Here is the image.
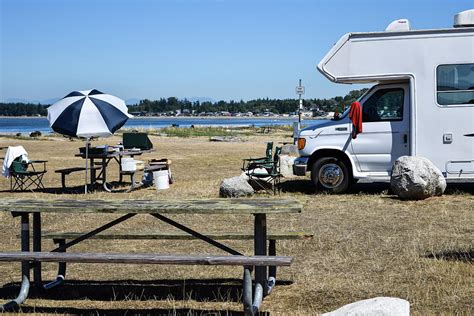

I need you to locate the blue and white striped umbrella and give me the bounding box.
[47,89,132,138]
[47,89,132,193]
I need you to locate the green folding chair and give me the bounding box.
[245,146,282,195]
[10,157,47,192]
[242,141,273,172]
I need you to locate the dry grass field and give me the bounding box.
[0,132,472,315]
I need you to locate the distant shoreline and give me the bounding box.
[0,116,326,135]
[0,115,317,120]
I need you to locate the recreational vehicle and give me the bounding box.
[294,10,474,193]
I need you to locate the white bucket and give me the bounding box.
[153,170,170,190]
[121,158,136,172]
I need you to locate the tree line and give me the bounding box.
[0,88,368,117]
[0,103,48,116]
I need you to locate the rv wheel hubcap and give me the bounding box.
[319,163,344,189]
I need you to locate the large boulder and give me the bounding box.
[279,154,296,177]
[322,297,410,316]
[219,175,254,197]
[391,156,446,200]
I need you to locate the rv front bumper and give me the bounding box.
[293,157,309,176]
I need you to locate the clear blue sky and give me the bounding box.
[1,0,472,102]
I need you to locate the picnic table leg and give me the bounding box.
[102,158,112,192]
[31,213,67,290]
[242,266,253,316]
[60,173,66,189]
[246,213,268,315]
[32,213,42,288]
[90,158,95,187]
[125,172,141,193]
[43,239,66,290]
[1,214,31,311]
[267,239,277,294]
[118,156,123,183]
[90,165,97,186]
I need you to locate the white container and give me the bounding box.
[153,170,170,190]
[121,158,136,172]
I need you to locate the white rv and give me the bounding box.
[294,10,474,192]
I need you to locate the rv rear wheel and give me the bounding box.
[311,157,351,193]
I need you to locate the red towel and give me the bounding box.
[349,101,362,139]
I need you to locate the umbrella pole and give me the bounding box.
[85,138,89,194]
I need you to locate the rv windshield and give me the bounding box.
[332,108,350,121]
[332,88,371,121]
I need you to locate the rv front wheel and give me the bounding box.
[311,157,351,193]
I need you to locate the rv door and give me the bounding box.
[351,83,410,173]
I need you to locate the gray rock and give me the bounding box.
[390,156,446,200]
[219,176,254,197]
[279,154,296,177]
[239,172,250,181]
[322,297,410,316]
[281,144,299,156]
[29,130,42,138]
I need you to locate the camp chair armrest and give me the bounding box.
[248,160,277,168]
[242,158,272,171]
[28,160,47,172]
[242,157,268,162]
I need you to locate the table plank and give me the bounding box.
[0,252,293,266]
[0,198,302,214]
[75,149,154,159]
[42,231,313,240]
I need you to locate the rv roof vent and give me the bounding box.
[454,9,474,27]
[385,19,411,32]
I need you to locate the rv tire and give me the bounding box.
[311,157,351,193]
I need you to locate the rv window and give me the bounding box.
[437,64,474,106]
[362,88,404,122]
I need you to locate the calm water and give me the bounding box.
[0,117,322,134]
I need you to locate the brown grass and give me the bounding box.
[0,135,472,315]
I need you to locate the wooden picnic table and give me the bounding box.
[0,198,303,315]
[259,125,273,134]
[75,148,154,192]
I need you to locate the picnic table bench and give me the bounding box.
[55,166,103,189]
[259,125,273,134]
[0,198,304,315]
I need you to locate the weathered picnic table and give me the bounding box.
[74,148,154,192]
[0,198,303,315]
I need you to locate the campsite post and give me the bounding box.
[296,79,305,132]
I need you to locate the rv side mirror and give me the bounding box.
[333,111,340,119]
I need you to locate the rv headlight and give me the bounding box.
[297,138,306,150]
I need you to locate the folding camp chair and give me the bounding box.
[242,141,273,172]
[245,146,282,195]
[10,157,47,192]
